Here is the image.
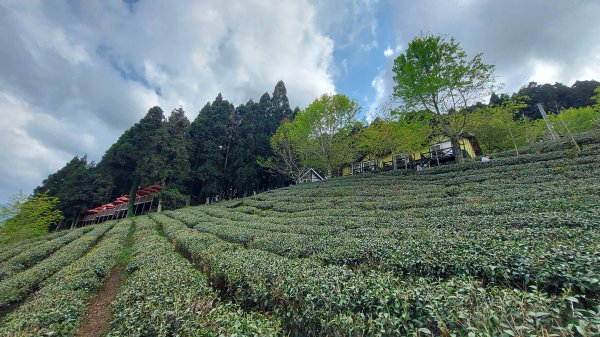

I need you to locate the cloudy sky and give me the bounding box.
[0,0,599,203]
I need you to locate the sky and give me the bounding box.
[0,0,599,203]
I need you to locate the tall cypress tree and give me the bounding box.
[157,107,191,211]
[189,94,234,204]
[99,106,165,216]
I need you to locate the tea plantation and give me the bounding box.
[1,134,599,336]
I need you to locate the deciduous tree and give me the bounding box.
[393,34,496,163]
[0,193,63,243]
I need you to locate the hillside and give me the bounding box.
[1,135,600,336]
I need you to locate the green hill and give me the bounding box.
[1,134,599,336]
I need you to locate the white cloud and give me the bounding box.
[527,58,563,85]
[389,0,600,94]
[0,91,72,197]
[309,0,379,50]
[384,46,394,57]
[367,66,395,122]
[0,0,336,202]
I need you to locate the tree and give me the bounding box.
[99,106,165,216]
[299,94,359,177]
[356,108,432,170]
[189,94,235,204]
[594,86,600,111]
[466,98,528,154]
[0,193,63,244]
[157,107,192,211]
[513,80,600,119]
[34,156,106,228]
[549,106,600,136]
[257,120,309,184]
[0,191,28,226]
[392,34,496,163]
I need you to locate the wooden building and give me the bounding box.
[342,135,482,176]
[80,184,163,226]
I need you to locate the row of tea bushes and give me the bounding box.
[0,220,130,336]
[153,214,599,336]
[0,226,93,281]
[106,217,281,337]
[0,230,68,263]
[167,209,600,294]
[0,223,112,308]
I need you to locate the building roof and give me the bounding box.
[300,168,324,181]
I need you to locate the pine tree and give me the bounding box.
[99,106,165,216]
[157,107,192,211]
[189,94,234,204]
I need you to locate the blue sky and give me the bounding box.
[0,0,599,203]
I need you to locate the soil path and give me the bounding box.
[76,266,123,337]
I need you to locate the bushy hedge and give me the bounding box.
[0,230,67,263]
[107,217,281,337]
[154,214,600,336]
[0,226,93,281]
[0,220,130,336]
[0,223,112,308]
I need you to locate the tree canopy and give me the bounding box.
[392,34,496,162]
[0,193,63,244]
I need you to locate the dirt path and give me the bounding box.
[76,266,123,337]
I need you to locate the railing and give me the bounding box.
[79,193,158,226]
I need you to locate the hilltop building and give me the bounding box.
[342,134,482,175]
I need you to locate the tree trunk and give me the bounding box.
[185,195,191,207]
[70,212,81,229]
[506,124,519,157]
[127,176,139,218]
[157,178,166,213]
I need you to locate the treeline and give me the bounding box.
[488,80,600,118]
[34,81,295,227]
[268,86,600,186]
[33,79,600,228]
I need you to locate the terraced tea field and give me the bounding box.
[1,136,600,336]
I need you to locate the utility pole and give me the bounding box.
[536,103,560,140]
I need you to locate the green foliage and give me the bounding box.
[549,106,600,135]
[466,98,529,154]
[0,226,92,281]
[0,223,112,308]
[99,105,166,212]
[594,86,600,109]
[107,217,281,336]
[0,191,27,226]
[514,80,600,119]
[393,33,496,162]
[157,107,192,211]
[3,133,600,336]
[155,209,599,336]
[357,110,433,166]
[0,221,130,336]
[0,193,64,244]
[258,119,309,183]
[264,93,359,180]
[301,94,359,177]
[34,156,108,227]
